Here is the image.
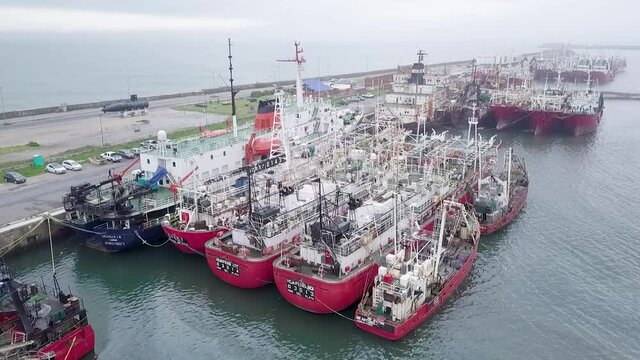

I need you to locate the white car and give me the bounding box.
[362,93,375,98]
[46,163,66,174]
[62,159,83,171]
[101,152,123,162]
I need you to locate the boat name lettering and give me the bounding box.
[216,258,240,276]
[286,279,315,300]
[249,155,286,175]
[167,234,188,246]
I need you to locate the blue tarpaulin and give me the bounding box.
[303,79,332,92]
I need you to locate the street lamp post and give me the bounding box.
[0,86,6,121]
[99,114,105,147]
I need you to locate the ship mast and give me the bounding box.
[228,38,238,138]
[433,202,448,281]
[506,147,513,196]
[278,41,306,107]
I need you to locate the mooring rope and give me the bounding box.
[50,216,107,235]
[134,231,170,248]
[315,296,355,322]
[0,218,45,257]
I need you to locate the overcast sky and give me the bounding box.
[0,1,637,44]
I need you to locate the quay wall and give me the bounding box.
[0,57,507,121]
[0,209,71,257]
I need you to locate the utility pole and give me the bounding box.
[0,86,5,121]
[99,114,105,147]
[127,76,131,97]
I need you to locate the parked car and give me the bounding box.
[362,93,375,98]
[3,171,26,184]
[62,159,83,171]
[46,163,66,174]
[100,152,123,162]
[140,140,159,149]
[116,149,135,159]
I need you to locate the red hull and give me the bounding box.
[162,224,228,255]
[355,242,478,340]
[533,69,557,81]
[39,325,95,360]
[480,186,528,235]
[562,113,601,136]
[273,262,378,314]
[562,70,613,84]
[205,243,287,289]
[491,104,527,130]
[530,110,562,136]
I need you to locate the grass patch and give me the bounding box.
[0,142,40,155]
[174,98,262,123]
[0,119,257,181]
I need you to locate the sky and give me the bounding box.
[0,0,638,44]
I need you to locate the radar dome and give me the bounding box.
[157,130,167,141]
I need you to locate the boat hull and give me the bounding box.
[480,186,528,235]
[205,244,285,289]
[86,224,166,253]
[491,104,528,130]
[562,113,601,136]
[273,261,378,314]
[39,324,95,360]
[163,224,228,254]
[530,110,562,136]
[355,242,478,340]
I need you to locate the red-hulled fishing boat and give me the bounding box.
[0,266,95,359]
[355,200,480,340]
[475,148,529,235]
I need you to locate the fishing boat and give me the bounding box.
[560,78,604,136]
[63,158,177,253]
[475,148,529,235]
[528,82,568,136]
[354,200,480,340]
[272,117,493,314]
[0,266,95,359]
[164,42,347,256]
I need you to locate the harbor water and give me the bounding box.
[6,57,640,359]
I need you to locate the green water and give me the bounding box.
[6,51,640,360]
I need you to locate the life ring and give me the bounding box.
[318,266,326,278]
[284,257,292,267]
[239,247,250,256]
[344,266,351,274]
[292,234,301,245]
[387,237,393,244]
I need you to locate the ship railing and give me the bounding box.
[376,278,411,299]
[138,192,176,213]
[143,217,165,229]
[335,206,407,257]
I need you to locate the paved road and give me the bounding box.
[0,88,264,164]
[0,161,133,225]
[0,98,378,225]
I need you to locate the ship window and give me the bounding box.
[159,180,163,185]
[223,151,226,156]
[146,159,150,164]
[172,161,176,167]
[211,155,214,160]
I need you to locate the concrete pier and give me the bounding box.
[0,209,71,257]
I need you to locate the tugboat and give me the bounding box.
[354,200,480,340]
[475,148,529,235]
[0,265,95,359]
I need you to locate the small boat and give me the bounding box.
[475,148,529,235]
[355,200,480,340]
[0,265,95,359]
